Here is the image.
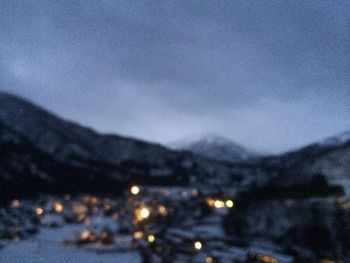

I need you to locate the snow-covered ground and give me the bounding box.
[0,225,141,263]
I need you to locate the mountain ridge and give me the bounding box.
[0,91,256,198]
[169,133,258,163]
[1,90,350,198]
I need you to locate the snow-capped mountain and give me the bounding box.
[170,133,258,163]
[0,92,193,193]
[1,90,350,198]
[0,91,267,198]
[2,91,350,261]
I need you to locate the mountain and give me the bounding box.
[223,132,350,261]
[170,133,258,163]
[0,92,180,166]
[258,130,350,194]
[1,91,349,199]
[224,197,350,261]
[0,92,187,197]
[0,120,123,199]
[2,91,350,261]
[1,91,268,199]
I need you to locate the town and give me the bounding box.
[3,184,344,263]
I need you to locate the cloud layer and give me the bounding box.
[1,0,349,153]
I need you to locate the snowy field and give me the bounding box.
[0,225,141,263]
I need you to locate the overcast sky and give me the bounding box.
[1,0,349,153]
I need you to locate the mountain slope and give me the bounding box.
[259,131,350,193]
[0,120,130,199]
[0,92,179,166]
[170,134,258,163]
[0,92,190,185]
[1,91,270,198]
[1,91,349,198]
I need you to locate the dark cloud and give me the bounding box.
[1,0,349,152]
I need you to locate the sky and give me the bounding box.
[0,0,349,153]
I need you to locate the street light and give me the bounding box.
[130,185,140,195]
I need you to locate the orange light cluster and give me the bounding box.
[135,207,151,221]
[257,255,278,263]
[206,198,234,209]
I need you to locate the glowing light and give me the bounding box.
[158,205,167,216]
[73,204,87,214]
[130,185,140,195]
[257,255,279,263]
[206,257,214,263]
[35,207,44,216]
[80,229,97,242]
[206,198,226,208]
[80,229,91,240]
[140,207,150,219]
[225,200,234,208]
[90,196,98,205]
[206,198,215,207]
[194,241,202,250]
[147,234,155,243]
[11,199,20,208]
[214,200,225,208]
[133,231,144,239]
[135,206,151,221]
[54,202,64,213]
